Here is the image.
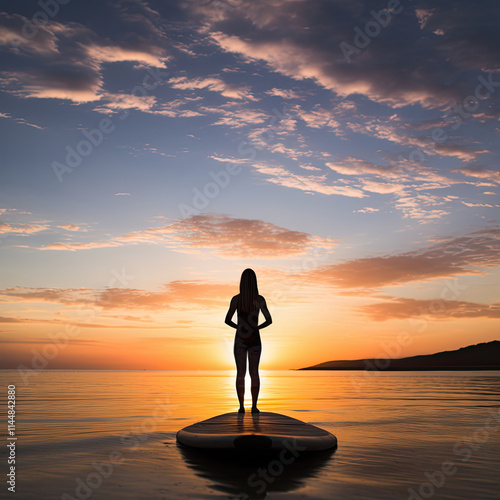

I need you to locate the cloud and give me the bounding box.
[265,88,303,99]
[0,222,49,235]
[432,142,488,161]
[462,201,495,208]
[56,223,87,232]
[40,241,123,251]
[291,104,340,131]
[407,117,451,131]
[0,208,31,215]
[394,193,451,221]
[0,280,236,311]
[39,215,338,258]
[188,0,500,109]
[247,155,464,220]
[299,164,322,172]
[143,98,204,118]
[360,180,406,194]
[96,281,234,309]
[94,92,157,113]
[246,121,299,148]
[119,214,338,258]
[414,1,500,73]
[0,315,160,329]
[0,287,94,306]
[1,68,104,103]
[326,155,464,195]
[206,107,269,128]
[84,44,167,68]
[0,12,60,55]
[346,115,489,161]
[325,156,469,220]
[359,297,500,321]
[327,158,403,179]
[268,144,311,159]
[354,207,379,213]
[169,75,255,100]
[454,166,500,184]
[0,110,44,129]
[301,227,500,290]
[0,9,169,104]
[0,337,99,345]
[251,163,366,198]
[208,155,248,164]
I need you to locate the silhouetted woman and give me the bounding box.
[225,268,272,413]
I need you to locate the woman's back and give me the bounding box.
[235,294,262,348]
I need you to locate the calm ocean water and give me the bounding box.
[0,369,499,500]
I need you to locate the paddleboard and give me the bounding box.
[176,412,337,451]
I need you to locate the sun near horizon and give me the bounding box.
[2,278,499,371]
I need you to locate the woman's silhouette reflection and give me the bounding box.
[225,269,272,414]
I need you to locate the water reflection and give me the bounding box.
[1,370,499,499]
[178,443,337,498]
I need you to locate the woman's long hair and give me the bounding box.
[238,268,259,313]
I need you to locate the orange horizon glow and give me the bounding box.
[1,219,499,371]
[2,303,499,370]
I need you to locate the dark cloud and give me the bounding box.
[0,12,60,55]
[186,0,500,109]
[416,0,500,73]
[0,5,170,103]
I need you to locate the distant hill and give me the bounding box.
[299,341,500,371]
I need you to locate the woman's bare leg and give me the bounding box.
[248,346,262,413]
[234,344,247,412]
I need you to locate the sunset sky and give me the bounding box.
[0,0,499,370]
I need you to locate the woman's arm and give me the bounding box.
[225,295,238,329]
[258,296,272,329]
